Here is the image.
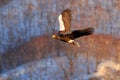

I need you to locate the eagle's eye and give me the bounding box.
[52,35,56,39]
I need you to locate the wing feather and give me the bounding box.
[58,14,65,31]
[58,9,71,34]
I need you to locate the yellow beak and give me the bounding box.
[52,35,56,39]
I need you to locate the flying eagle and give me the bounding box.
[52,9,94,47]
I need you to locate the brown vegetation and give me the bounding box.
[0,34,120,72]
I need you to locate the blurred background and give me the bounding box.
[0,0,120,80]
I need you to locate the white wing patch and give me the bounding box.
[58,14,65,31]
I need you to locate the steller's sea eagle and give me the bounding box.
[52,9,94,47]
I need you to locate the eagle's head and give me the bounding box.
[52,34,57,39]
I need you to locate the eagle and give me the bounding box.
[52,9,94,47]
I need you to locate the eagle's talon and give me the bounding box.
[68,40,80,47]
[73,41,80,47]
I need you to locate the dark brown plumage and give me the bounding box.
[52,9,94,47]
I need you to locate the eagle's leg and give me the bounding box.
[68,40,80,47]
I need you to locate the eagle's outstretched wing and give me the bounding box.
[58,9,71,34]
[69,27,94,40]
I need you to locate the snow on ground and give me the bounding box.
[88,60,120,80]
[0,58,59,80]
[0,55,95,80]
[0,55,120,80]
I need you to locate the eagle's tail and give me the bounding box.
[71,27,94,39]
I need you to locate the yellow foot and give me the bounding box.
[74,41,80,47]
[68,40,80,47]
